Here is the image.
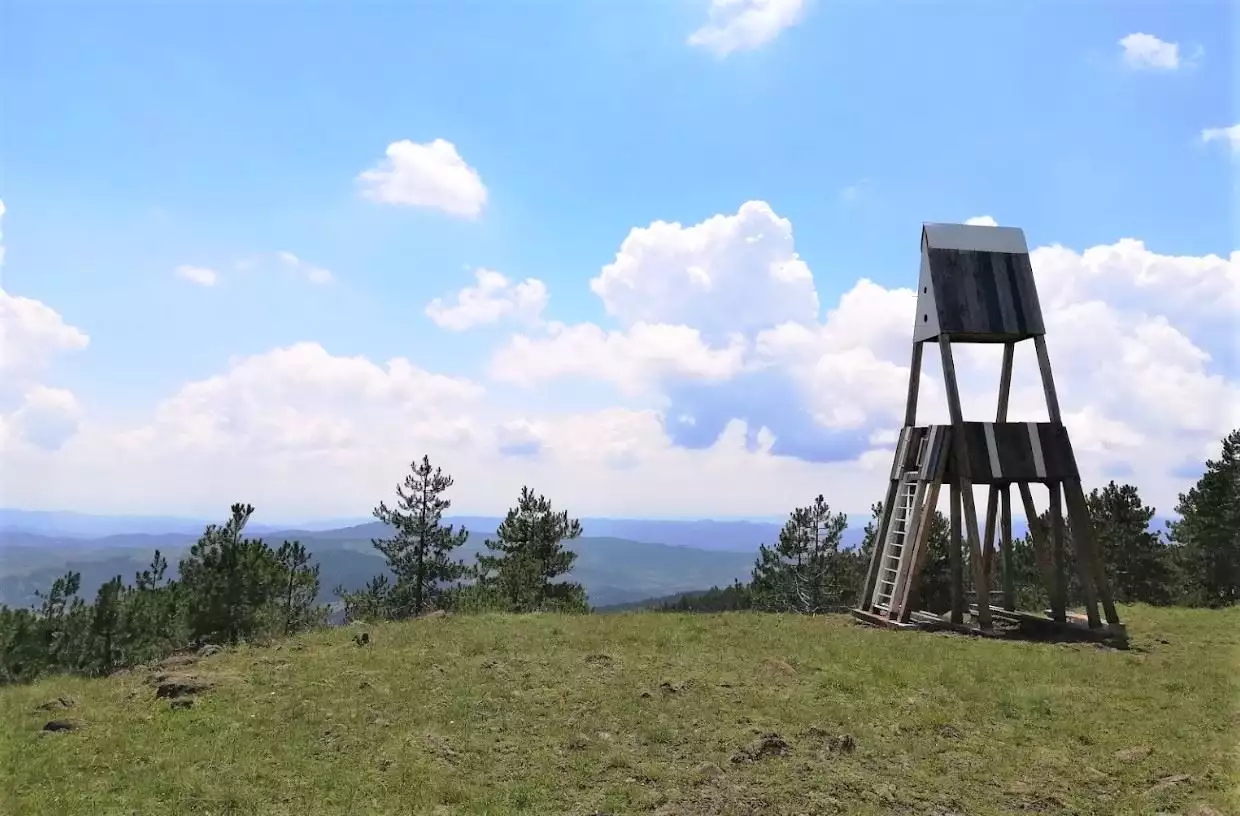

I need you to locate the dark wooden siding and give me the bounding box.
[923,248,1046,341]
[942,422,1077,484]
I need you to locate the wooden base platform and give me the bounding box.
[851,605,1129,648]
[849,608,918,631]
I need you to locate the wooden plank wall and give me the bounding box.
[924,248,1046,340]
[948,422,1077,484]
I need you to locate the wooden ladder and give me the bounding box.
[872,435,929,616]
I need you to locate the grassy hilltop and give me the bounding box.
[3,606,1237,816]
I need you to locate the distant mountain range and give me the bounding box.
[0,526,761,611]
[19,505,1155,612]
[0,507,849,552]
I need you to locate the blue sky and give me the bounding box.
[1,0,1235,521]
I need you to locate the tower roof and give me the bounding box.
[913,222,1046,343]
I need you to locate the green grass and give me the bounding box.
[3,606,1237,815]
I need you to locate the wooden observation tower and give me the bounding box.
[853,222,1124,640]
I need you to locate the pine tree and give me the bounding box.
[90,576,126,675]
[852,502,884,601]
[275,541,322,633]
[124,549,184,662]
[1168,429,1240,607]
[371,455,469,618]
[751,495,849,613]
[477,487,586,613]
[1086,481,1174,605]
[34,572,88,672]
[335,575,393,622]
[179,504,286,644]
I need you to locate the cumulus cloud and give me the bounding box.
[964,215,999,227]
[0,289,90,382]
[1030,240,1239,318]
[492,321,747,395]
[1118,32,1183,70]
[589,200,818,337]
[175,265,219,287]
[426,269,548,330]
[0,288,89,450]
[357,138,487,218]
[1201,124,1240,155]
[5,201,1237,522]
[688,0,805,57]
[11,386,82,451]
[149,341,483,456]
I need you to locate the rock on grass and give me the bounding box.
[153,674,214,699]
[730,732,791,763]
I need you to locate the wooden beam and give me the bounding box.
[1018,482,1060,613]
[997,341,1015,420]
[1047,482,1068,623]
[996,342,1017,613]
[1032,335,1062,423]
[1063,482,1102,628]
[949,482,964,624]
[1000,486,1015,611]
[904,341,924,427]
[1063,477,1121,626]
[981,485,1000,611]
[938,336,991,629]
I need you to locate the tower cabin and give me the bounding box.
[914,222,1046,344]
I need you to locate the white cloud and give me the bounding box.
[148,341,483,456]
[11,386,82,451]
[964,215,999,227]
[0,289,90,382]
[0,290,89,450]
[175,265,219,287]
[1201,124,1240,155]
[492,321,747,395]
[357,138,488,218]
[1030,240,1239,317]
[275,251,333,285]
[590,200,818,336]
[688,0,805,57]
[426,269,548,330]
[0,198,6,268]
[4,202,1237,523]
[1118,32,1182,70]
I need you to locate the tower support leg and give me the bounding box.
[949,482,964,624]
[938,336,992,629]
[1047,482,1068,623]
[1063,478,1120,626]
[1000,486,1015,611]
[981,485,1000,614]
